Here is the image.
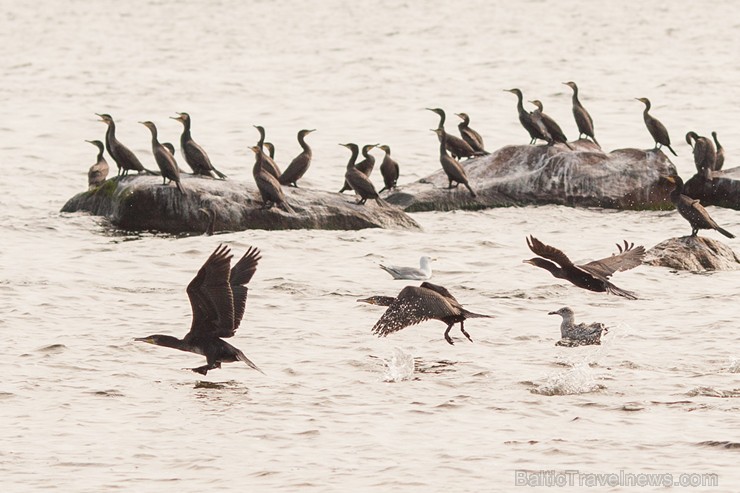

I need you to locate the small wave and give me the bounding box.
[697,441,740,449]
[382,347,415,382]
[531,363,605,396]
[686,386,740,398]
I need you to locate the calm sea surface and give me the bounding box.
[2,1,740,491]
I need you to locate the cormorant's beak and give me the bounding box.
[522,259,535,265]
[661,175,676,184]
[357,297,374,305]
[547,311,558,315]
[169,115,182,121]
[307,129,316,133]
[134,337,153,343]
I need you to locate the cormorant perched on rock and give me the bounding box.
[548,307,606,346]
[135,244,263,375]
[279,129,315,187]
[504,89,548,144]
[140,121,184,194]
[685,131,716,179]
[427,108,480,159]
[432,128,476,197]
[664,175,734,238]
[455,112,487,153]
[378,145,400,193]
[249,145,294,212]
[524,236,644,299]
[171,112,227,179]
[253,125,281,178]
[712,131,725,171]
[96,113,157,176]
[529,100,573,150]
[380,256,434,280]
[339,144,377,193]
[357,282,492,345]
[562,81,600,147]
[339,143,383,206]
[635,98,677,156]
[85,139,109,188]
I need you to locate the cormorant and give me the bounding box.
[380,256,434,280]
[529,100,573,149]
[357,282,492,345]
[279,129,315,187]
[455,112,487,153]
[96,113,157,176]
[135,244,263,375]
[140,121,184,194]
[162,142,176,155]
[685,131,716,180]
[339,144,377,193]
[432,128,476,197]
[548,307,606,346]
[664,175,734,238]
[712,131,725,171]
[339,143,384,205]
[85,139,109,188]
[249,145,294,212]
[427,108,480,159]
[377,145,400,193]
[635,98,677,156]
[171,112,227,179]
[562,81,600,147]
[504,88,548,144]
[264,142,276,160]
[524,236,645,300]
[253,125,281,178]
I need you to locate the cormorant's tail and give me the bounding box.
[564,141,574,150]
[464,183,476,198]
[212,167,227,180]
[716,226,735,239]
[606,283,638,300]
[237,351,265,374]
[279,201,296,214]
[461,309,493,319]
[175,180,185,194]
[143,168,161,176]
[591,135,601,148]
[667,145,678,157]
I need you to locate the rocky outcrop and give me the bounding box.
[61,175,420,233]
[386,141,677,212]
[643,236,740,271]
[684,167,740,210]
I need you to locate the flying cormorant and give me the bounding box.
[96,113,156,176]
[504,89,548,144]
[524,236,645,300]
[664,175,734,238]
[135,244,263,375]
[455,112,487,154]
[250,145,294,212]
[140,121,184,194]
[85,139,109,188]
[529,100,573,149]
[685,131,716,179]
[171,112,227,179]
[427,108,480,159]
[279,129,315,187]
[358,282,492,345]
[432,128,476,197]
[635,98,677,156]
[562,81,600,147]
[548,307,606,346]
[253,125,281,178]
[377,145,400,193]
[339,143,383,206]
[380,256,434,280]
[712,131,725,171]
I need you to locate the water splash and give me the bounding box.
[726,357,740,373]
[382,347,415,382]
[531,362,605,396]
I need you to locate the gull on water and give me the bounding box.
[548,307,606,347]
[379,256,434,280]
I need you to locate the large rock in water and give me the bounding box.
[61,175,420,233]
[386,141,677,212]
[684,167,740,210]
[643,236,740,271]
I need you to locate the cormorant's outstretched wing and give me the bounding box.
[526,235,575,268]
[419,282,457,302]
[371,286,454,337]
[186,244,234,338]
[228,246,261,337]
[580,241,645,279]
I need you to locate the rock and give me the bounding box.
[684,167,740,210]
[61,174,421,233]
[386,141,677,212]
[643,236,740,271]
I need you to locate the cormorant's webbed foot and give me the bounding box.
[188,365,210,375]
[460,324,473,343]
[444,324,455,345]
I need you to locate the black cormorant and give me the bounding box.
[432,128,476,197]
[377,145,400,193]
[358,282,492,345]
[426,108,480,159]
[135,244,263,375]
[562,81,600,147]
[529,100,573,149]
[96,113,156,176]
[253,125,281,178]
[85,139,109,188]
[548,307,606,346]
[664,175,734,238]
[524,236,644,299]
[249,145,294,212]
[140,121,184,194]
[504,89,548,144]
[264,142,275,160]
[635,98,677,156]
[278,129,315,187]
[171,112,227,179]
[339,144,377,193]
[455,112,487,153]
[685,131,716,179]
[712,131,725,171]
[339,143,383,205]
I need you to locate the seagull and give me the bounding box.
[548,307,607,347]
[380,256,434,280]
